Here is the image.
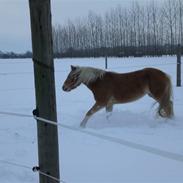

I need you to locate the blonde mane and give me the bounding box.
[76,66,106,84]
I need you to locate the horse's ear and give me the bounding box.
[71,65,76,71]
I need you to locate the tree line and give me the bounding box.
[0,51,32,59]
[53,0,183,57]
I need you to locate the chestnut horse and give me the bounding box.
[62,66,174,128]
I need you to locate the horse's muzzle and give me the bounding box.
[62,85,70,92]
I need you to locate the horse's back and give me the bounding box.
[98,70,149,103]
[143,68,170,92]
[143,67,168,78]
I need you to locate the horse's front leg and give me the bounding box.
[80,103,104,128]
[106,98,114,120]
[106,104,113,120]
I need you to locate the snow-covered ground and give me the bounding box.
[0,56,183,183]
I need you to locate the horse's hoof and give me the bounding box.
[80,124,86,128]
[106,113,112,120]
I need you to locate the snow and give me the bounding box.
[0,56,183,183]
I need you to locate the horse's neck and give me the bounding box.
[80,73,99,91]
[83,80,97,95]
[79,67,105,85]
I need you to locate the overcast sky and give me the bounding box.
[0,0,153,52]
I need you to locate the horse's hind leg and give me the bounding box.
[157,85,173,118]
[106,104,113,120]
[164,100,174,118]
[148,72,173,119]
[80,103,104,128]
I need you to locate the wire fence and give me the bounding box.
[0,159,66,183]
[109,62,176,70]
[1,110,183,164]
[0,60,178,76]
[1,110,183,181]
[0,60,179,93]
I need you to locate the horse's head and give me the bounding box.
[62,65,81,92]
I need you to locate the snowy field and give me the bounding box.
[0,56,183,183]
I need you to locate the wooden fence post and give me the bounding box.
[29,0,60,183]
[105,56,108,69]
[177,44,181,87]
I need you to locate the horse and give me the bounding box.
[62,65,174,128]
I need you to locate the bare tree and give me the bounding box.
[52,0,183,57]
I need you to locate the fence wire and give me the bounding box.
[0,61,177,76]
[0,110,183,164]
[0,159,66,183]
